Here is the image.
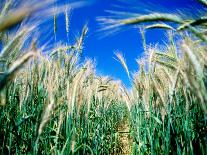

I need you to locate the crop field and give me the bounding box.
[0,0,207,154]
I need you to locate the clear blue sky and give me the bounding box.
[50,0,206,87]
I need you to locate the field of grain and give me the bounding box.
[0,0,207,154]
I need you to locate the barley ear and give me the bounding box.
[197,0,207,6]
[0,52,36,91]
[114,52,130,79]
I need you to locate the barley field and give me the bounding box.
[0,0,207,155]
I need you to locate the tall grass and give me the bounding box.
[0,1,128,154]
[98,1,207,154]
[0,45,128,154]
[129,38,207,154]
[0,0,207,154]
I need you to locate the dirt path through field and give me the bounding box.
[117,120,132,155]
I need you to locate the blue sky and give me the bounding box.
[51,0,206,87]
